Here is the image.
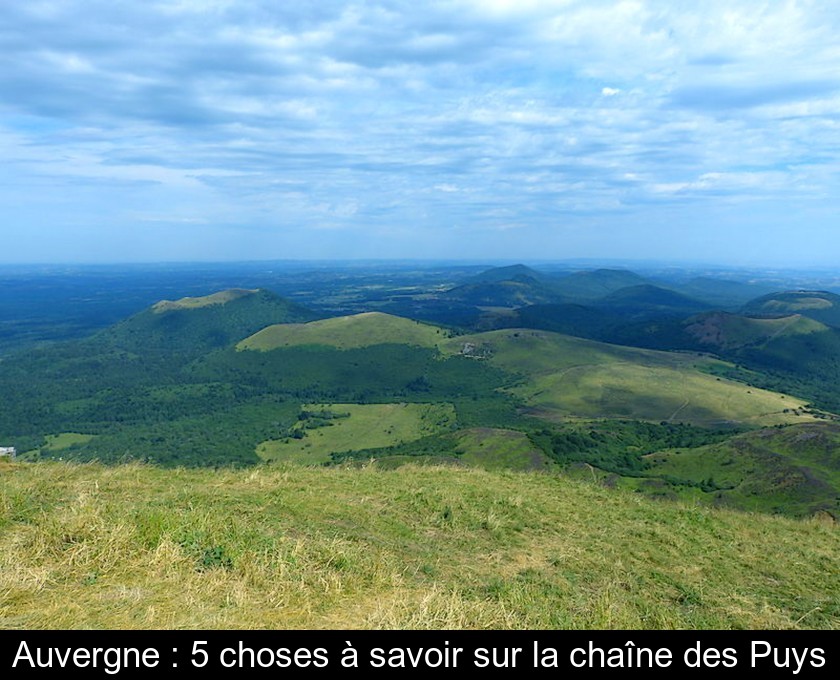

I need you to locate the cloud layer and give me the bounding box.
[1,1,838,264]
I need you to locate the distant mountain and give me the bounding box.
[441,280,562,308]
[553,268,649,301]
[675,277,776,309]
[493,286,710,340]
[466,264,548,285]
[102,288,316,355]
[596,284,711,319]
[507,303,616,338]
[742,290,840,328]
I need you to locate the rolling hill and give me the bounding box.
[441,329,817,427]
[552,268,650,301]
[465,264,549,284]
[742,290,840,327]
[440,265,564,308]
[507,303,616,339]
[238,311,448,351]
[646,422,840,517]
[683,311,827,351]
[440,279,563,308]
[596,284,711,319]
[674,276,776,309]
[2,292,837,521]
[103,288,316,355]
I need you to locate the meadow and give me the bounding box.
[1,460,837,629]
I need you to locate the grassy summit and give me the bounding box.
[238,312,447,351]
[151,288,259,313]
[1,460,837,629]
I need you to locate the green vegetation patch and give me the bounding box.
[239,312,448,351]
[20,433,96,460]
[257,402,457,465]
[763,297,833,312]
[515,362,812,428]
[647,422,840,517]
[454,428,552,471]
[442,329,815,427]
[40,433,96,451]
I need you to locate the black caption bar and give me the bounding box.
[2,630,836,678]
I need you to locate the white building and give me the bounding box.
[0,446,16,459]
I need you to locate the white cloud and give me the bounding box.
[0,1,838,263]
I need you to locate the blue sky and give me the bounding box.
[1,1,838,265]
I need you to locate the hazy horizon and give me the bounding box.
[2,2,838,265]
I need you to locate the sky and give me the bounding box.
[1,0,839,265]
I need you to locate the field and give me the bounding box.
[453,428,552,471]
[1,461,837,629]
[514,362,811,427]
[239,312,447,351]
[256,403,457,465]
[443,330,816,427]
[21,432,96,457]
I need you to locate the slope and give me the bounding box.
[552,268,649,301]
[683,311,827,351]
[441,329,817,427]
[743,290,840,328]
[466,264,548,284]
[647,422,840,517]
[675,277,776,309]
[440,279,563,308]
[596,284,711,319]
[103,288,316,355]
[0,289,318,465]
[2,461,837,629]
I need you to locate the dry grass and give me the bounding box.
[1,461,837,629]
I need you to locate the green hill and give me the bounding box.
[442,329,817,427]
[104,288,316,355]
[586,309,840,415]
[440,279,562,308]
[509,303,615,338]
[151,288,258,312]
[676,277,775,309]
[684,311,827,351]
[441,265,562,309]
[553,268,649,301]
[1,461,837,629]
[743,290,840,327]
[646,422,840,517]
[597,284,710,318]
[238,312,448,351]
[466,264,548,284]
